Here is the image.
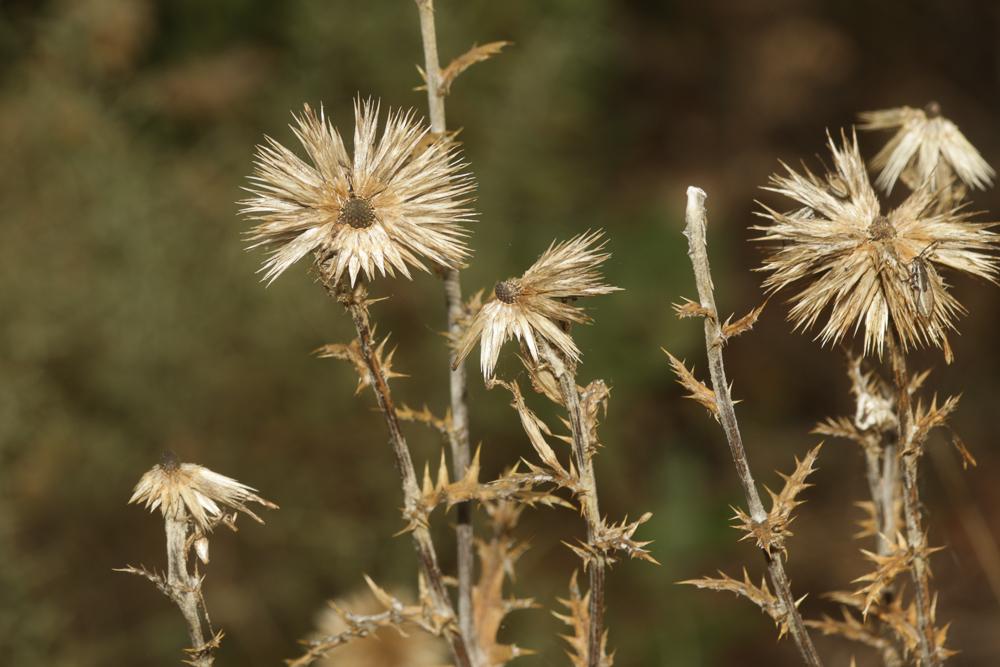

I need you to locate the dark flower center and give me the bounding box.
[494,279,521,304]
[924,101,941,119]
[160,450,180,473]
[339,195,377,229]
[868,215,896,241]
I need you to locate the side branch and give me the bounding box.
[682,186,822,667]
[886,332,938,667]
[336,282,473,667]
[538,341,606,667]
[413,2,477,661]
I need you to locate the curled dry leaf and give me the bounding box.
[552,572,613,667]
[422,41,512,96]
[662,349,718,419]
[681,568,801,640]
[473,501,537,666]
[720,299,768,342]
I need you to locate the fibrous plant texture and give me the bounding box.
[754,130,997,360]
[119,453,276,666]
[454,230,621,378]
[242,100,474,286]
[751,104,999,667]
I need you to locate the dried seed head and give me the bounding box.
[754,130,999,358]
[454,230,621,379]
[494,279,521,304]
[241,99,475,287]
[338,195,377,229]
[129,454,278,532]
[859,104,995,193]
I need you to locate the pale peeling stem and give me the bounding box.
[886,331,938,667]
[413,1,477,659]
[165,518,214,667]
[339,283,473,667]
[538,340,606,667]
[683,187,822,667]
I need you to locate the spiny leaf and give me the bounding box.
[663,349,718,419]
[720,299,768,341]
[418,41,511,96]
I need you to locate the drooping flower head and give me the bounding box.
[241,99,474,286]
[859,103,994,195]
[454,230,620,379]
[754,130,998,359]
[129,451,277,533]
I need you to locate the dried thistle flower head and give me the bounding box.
[129,451,277,532]
[755,130,998,358]
[859,103,994,194]
[242,99,474,286]
[454,230,620,379]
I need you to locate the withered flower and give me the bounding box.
[859,103,994,194]
[129,452,277,533]
[754,131,998,358]
[454,230,620,379]
[242,99,474,286]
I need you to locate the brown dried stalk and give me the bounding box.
[333,279,473,667]
[120,455,276,666]
[413,2,477,660]
[886,331,937,667]
[537,339,608,667]
[681,186,822,667]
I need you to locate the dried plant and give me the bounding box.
[454,230,651,666]
[859,102,994,195]
[753,130,998,360]
[241,100,474,286]
[454,230,621,378]
[753,106,999,666]
[671,187,822,666]
[119,452,276,666]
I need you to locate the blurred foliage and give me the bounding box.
[2,0,1000,665]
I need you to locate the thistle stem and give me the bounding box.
[412,2,478,662]
[337,281,473,667]
[164,518,214,667]
[683,186,822,667]
[537,340,606,667]
[886,331,938,667]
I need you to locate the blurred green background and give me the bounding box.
[3,0,1000,665]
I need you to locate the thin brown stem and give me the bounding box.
[538,340,606,667]
[337,281,473,667]
[683,187,822,667]
[412,1,477,660]
[886,331,938,667]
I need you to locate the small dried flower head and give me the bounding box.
[241,99,474,286]
[755,130,998,358]
[129,451,277,532]
[454,230,620,378]
[859,103,994,194]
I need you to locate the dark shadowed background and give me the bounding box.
[3,0,1000,665]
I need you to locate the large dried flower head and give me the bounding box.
[859,103,994,194]
[454,230,620,379]
[754,130,998,359]
[129,451,277,532]
[241,99,474,286]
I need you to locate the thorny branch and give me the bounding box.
[886,331,938,667]
[118,519,222,667]
[537,339,608,667]
[333,279,473,667]
[413,2,477,661]
[681,186,822,667]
